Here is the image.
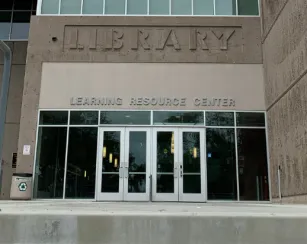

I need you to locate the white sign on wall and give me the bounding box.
[23,145,31,155]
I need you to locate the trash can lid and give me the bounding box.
[13,173,32,177]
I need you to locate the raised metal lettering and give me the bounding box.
[173,98,179,106]
[83,98,90,105]
[130,98,137,105]
[222,99,228,106]
[229,99,235,106]
[77,97,83,105]
[180,98,186,106]
[193,98,201,106]
[116,98,123,105]
[137,98,143,105]
[70,97,76,105]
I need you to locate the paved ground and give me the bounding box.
[1,201,307,217]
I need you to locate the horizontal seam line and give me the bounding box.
[267,66,307,111]
[261,0,289,43]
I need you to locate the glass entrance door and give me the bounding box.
[152,128,206,202]
[97,127,150,201]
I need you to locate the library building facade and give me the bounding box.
[4,0,303,203]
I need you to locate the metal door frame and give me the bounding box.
[123,127,151,201]
[178,128,207,202]
[96,127,125,201]
[96,127,151,201]
[152,128,179,201]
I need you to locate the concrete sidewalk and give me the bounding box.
[1,201,307,243]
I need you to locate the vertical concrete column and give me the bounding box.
[0,41,12,191]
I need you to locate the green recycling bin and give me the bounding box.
[10,173,33,200]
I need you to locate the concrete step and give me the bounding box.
[0,201,307,244]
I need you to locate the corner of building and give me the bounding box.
[261,0,307,203]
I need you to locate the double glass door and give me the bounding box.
[97,127,206,202]
[152,128,206,202]
[97,128,150,201]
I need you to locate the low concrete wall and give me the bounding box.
[1,214,307,244]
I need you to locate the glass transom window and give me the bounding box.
[38,0,259,16]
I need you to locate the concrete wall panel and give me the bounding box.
[263,0,307,107]
[262,0,307,201]
[1,214,307,244]
[39,63,265,110]
[0,124,19,199]
[6,65,25,124]
[261,0,288,38]
[0,42,27,199]
[268,74,307,198]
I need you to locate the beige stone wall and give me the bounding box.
[262,0,307,200]
[0,41,27,199]
[40,63,265,110]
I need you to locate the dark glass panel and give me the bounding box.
[206,112,234,126]
[0,12,11,40]
[11,11,31,39]
[39,111,68,125]
[238,0,259,15]
[128,174,146,193]
[32,0,38,10]
[157,132,174,173]
[183,175,201,193]
[238,129,269,201]
[100,111,150,125]
[34,127,67,198]
[153,111,204,125]
[128,132,146,173]
[14,0,33,10]
[182,132,200,173]
[236,112,265,127]
[0,0,13,10]
[65,128,97,198]
[102,131,121,173]
[70,111,98,125]
[101,174,119,192]
[207,128,237,200]
[157,174,174,193]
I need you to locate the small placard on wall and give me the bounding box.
[23,145,31,155]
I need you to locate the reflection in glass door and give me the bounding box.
[97,128,150,201]
[179,129,206,202]
[152,128,179,201]
[152,128,206,202]
[97,128,124,201]
[124,128,150,201]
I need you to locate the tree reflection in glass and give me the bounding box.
[156,132,175,193]
[237,129,269,201]
[206,128,237,200]
[182,132,201,193]
[101,131,121,193]
[128,132,147,193]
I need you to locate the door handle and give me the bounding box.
[174,167,178,178]
[124,166,128,178]
[119,167,123,178]
[180,165,183,178]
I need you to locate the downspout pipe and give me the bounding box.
[0,41,12,191]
